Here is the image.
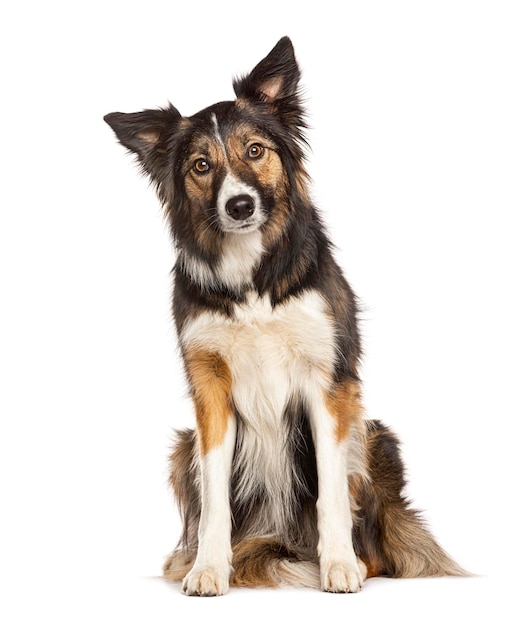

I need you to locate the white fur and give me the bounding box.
[183,288,366,593]
[182,290,355,539]
[307,387,364,592]
[177,250,216,288]
[177,229,264,292]
[216,172,265,233]
[211,113,226,152]
[218,231,264,291]
[182,417,236,596]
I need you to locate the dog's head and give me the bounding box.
[105,37,309,257]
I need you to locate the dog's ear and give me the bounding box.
[233,37,301,105]
[104,104,181,169]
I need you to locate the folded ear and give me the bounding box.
[104,104,181,167]
[233,36,301,105]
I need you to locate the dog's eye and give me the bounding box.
[247,143,265,160]
[193,158,210,174]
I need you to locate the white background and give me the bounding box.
[1,1,523,624]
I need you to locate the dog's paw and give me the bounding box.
[182,565,230,597]
[320,558,365,593]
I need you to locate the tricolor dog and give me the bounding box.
[105,37,465,595]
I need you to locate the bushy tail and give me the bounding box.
[353,420,468,578]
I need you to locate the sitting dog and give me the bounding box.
[105,37,464,596]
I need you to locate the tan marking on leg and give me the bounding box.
[359,557,382,578]
[185,349,233,455]
[324,379,363,442]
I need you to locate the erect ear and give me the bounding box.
[233,37,301,104]
[104,104,181,162]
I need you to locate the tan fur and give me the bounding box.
[350,421,469,579]
[164,537,321,589]
[259,76,284,101]
[163,420,468,590]
[228,135,283,188]
[260,177,293,250]
[105,37,467,594]
[136,129,161,144]
[324,379,364,442]
[185,349,233,455]
[182,122,295,256]
[225,128,292,252]
[380,505,467,577]
[182,138,225,255]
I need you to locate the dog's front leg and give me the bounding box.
[182,350,236,596]
[308,379,367,593]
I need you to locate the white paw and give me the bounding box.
[182,565,230,597]
[321,558,364,593]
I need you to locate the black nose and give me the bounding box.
[225,194,255,221]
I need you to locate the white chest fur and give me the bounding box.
[181,289,336,535]
[181,289,336,415]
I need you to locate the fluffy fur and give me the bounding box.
[105,37,465,595]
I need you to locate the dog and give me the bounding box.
[104,37,465,595]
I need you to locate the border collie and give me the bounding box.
[105,37,465,595]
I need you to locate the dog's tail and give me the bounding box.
[163,538,321,588]
[353,420,468,578]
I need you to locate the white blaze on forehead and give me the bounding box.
[210,112,264,232]
[211,113,227,152]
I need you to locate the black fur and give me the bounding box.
[105,36,465,592]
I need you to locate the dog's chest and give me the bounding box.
[182,289,336,421]
[182,289,335,534]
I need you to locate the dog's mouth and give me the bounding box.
[219,215,265,234]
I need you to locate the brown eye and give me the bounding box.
[247,143,264,159]
[193,158,210,174]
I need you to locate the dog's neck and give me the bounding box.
[176,230,265,295]
[175,204,326,308]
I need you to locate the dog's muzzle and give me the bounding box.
[217,173,265,233]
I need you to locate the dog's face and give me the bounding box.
[105,38,308,256]
[179,104,286,238]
